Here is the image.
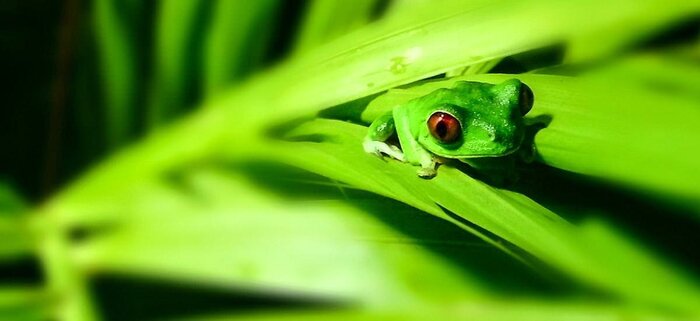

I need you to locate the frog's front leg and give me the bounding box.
[363,112,405,162]
[393,105,437,178]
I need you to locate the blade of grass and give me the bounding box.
[93,0,140,147]
[203,0,279,96]
[149,0,208,126]
[292,0,379,54]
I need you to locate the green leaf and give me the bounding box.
[0,183,25,216]
[0,183,31,261]
[0,217,32,261]
[292,0,379,54]
[256,0,700,121]
[0,287,50,321]
[93,0,142,147]
[170,301,692,321]
[203,0,280,96]
[250,118,700,314]
[73,169,511,306]
[565,4,698,62]
[149,0,209,126]
[581,52,700,102]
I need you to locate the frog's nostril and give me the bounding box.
[519,83,534,115]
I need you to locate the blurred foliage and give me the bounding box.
[1,0,700,320]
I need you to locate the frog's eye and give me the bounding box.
[519,83,534,115]
[428,112,461,143]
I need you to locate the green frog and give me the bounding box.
[363,79,534,178]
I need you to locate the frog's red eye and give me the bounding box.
[428,112,461,143]
[519,83,534,115]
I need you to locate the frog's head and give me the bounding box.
[415,79,534,158]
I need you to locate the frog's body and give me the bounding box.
[364,79,533,178]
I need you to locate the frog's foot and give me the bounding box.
[416,159,437,179]
[363,140,405,162]
[518,143,537,164]
[417,167,436,178]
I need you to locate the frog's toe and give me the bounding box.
[388,145,405,162]
[417,167,437,179]
[518,143,537,164]
[363,140,405,162]
[363,140,381,157]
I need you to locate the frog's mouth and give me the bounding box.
[430,141,522,159]
[454,148,519,159]
[424,146,518,160]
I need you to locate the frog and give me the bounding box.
[363,78,534,178]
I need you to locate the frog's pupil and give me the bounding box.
[436,121,447,138]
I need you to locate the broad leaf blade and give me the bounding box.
[74,170,507,306]
[255,118,700,314]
